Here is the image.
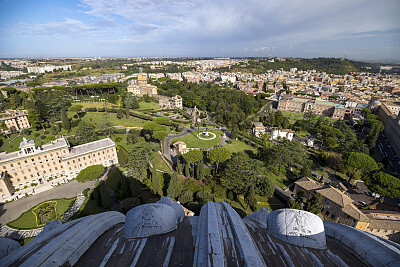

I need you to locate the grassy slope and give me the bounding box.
[224,139,256,154]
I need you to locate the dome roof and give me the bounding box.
[267,209,326,249]
[157,196,185,220]
[244,207,270,227]
[124,204,179,239]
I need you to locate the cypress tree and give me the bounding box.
[151,165,160,195]
[184,163,190,177]
[93,184,102,206]
[100,181,112,209]
[167,173,182,199]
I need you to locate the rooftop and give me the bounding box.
[62,138,116,159]
[2,199,400,266]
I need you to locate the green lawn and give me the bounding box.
[74,102,109,109]
[71,192,108,219]
[137,101,160,111]
[224,139,256,154]
[281,111,304,117]
[256,195,286,211]
[7,197,76,229]
[152,153,171,172]
[172,130,222,148]
[296,130,310,138]
[73,111,148,127]
[215,194,286,215]
[266,170,290,188]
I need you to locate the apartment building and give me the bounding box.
[277,97,346,119]
[0,137,118,201]
[158,95,183,109]
[0,109,30,133]
[378,103,400,157]
[127,72,158,97]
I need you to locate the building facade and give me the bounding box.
[277,97,346,119]
[127,73,158,97]
[0,110,30,133]
[378,103,400,157]
[0,137,118,201]
[158,95,183,109]
[294,178,371,231]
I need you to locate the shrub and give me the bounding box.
[195,190,214,205]
[44,130,50,135]
[106,168,123,191]
[40,135,46,140]
[115,136,122,142]
[120,197,140,213]
[85,107,97,112]
[75,165,105,183]
[30,183,38,187]
[82,188,90,197]
[178,190,193,204]
[34,132,40,137]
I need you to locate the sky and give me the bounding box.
[0,0,399,61]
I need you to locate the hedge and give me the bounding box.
[75,165,105,182]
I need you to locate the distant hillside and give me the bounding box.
[214,58,377,75]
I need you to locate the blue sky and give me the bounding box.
[0,0,399,61]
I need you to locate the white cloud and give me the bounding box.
[13,18,107,36]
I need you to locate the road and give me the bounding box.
[0,167,114,226]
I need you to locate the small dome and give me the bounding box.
[0,237,21,260]
[267,209,326,249]
[244,207,270,227]
[124,204,178,239]
[157,196,185,220]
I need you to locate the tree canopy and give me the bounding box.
[206,147,232,174]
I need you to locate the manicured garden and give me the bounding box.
[7,197,76,229]
[224,139,256,154]
[171,130,222,148]
[71,111,148,127]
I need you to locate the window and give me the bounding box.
[17,178,20,181]
[83,157,85,160]
[31,159,34,162]
[24,176,27,180]
[18,162,20,165]
[11,164,14,167]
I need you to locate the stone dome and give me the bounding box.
[267,209,326,249]
[157,196,185,221]
[244,207,270,227]
[124,203,179,239]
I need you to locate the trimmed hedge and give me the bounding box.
[75,165,105,183]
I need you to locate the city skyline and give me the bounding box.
[0,0,399,61]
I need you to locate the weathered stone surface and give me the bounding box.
[267,209,326,249]
[244,207,270,228]
[36,219,62,239]
[157,196,185,221]
[0,237,20,260]
[324,221,400,267]
[124,204,178,239]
